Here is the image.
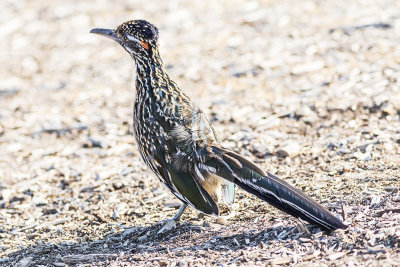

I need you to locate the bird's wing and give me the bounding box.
[167,105,236,206]
[150,141,219,216]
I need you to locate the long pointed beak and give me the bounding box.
[90,28,121,43]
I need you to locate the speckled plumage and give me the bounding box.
[91,20,347,231]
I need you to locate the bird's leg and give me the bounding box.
[157,204,187,234]
[171,204,187,221]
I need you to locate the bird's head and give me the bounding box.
[90,20,159,59]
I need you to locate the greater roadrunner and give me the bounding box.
[90,20,347,231]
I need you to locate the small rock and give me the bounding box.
[43,208,58,215]
[202,221,211,228]
[263,232,269,239]
[370,195,381,207]
[20,56,40,77]
[328,252,345,261]
[16,257,33,267]
[277,230,289,240]
[120,167,135,176]
[137,234,148,242]
[313,231,323,239]
[276,149,289,158]
[355,151,372,161]
[337,147,350,154]
[122,227,137,239]
[27,233,40,240]
[291,60,325,75]
[269,257,293,265]
[299,237,311,243]
[112,182,125,190]
[251,143,271,158]
[82,137,103,148]
[158,259,168,266]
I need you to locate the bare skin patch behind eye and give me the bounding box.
[139,40,149,50]
[126,34,149,50]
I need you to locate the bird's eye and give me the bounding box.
[126,34,138,42]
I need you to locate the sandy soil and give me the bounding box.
[1,0,400,266]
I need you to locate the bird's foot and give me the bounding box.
[157,219,177,234]
[219,203,237,220]
[219,209,236,220]
[157,204,187,234]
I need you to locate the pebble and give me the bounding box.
[291,61,325,75]
[202,221,211,228]
[328,252,345,261]
[15,257,33,267]
[276,149,289,158]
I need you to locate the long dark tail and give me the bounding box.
[208,146,347,231]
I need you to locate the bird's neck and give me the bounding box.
[133,49,191,122]
[134,49,171,99]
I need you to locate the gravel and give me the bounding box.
[1,0,399,266]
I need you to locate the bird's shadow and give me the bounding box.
[3,221,325,266]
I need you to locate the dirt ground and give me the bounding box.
[1,0,400,266]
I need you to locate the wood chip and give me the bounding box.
[61,254,118,264]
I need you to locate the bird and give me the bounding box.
[90,19,347,231]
